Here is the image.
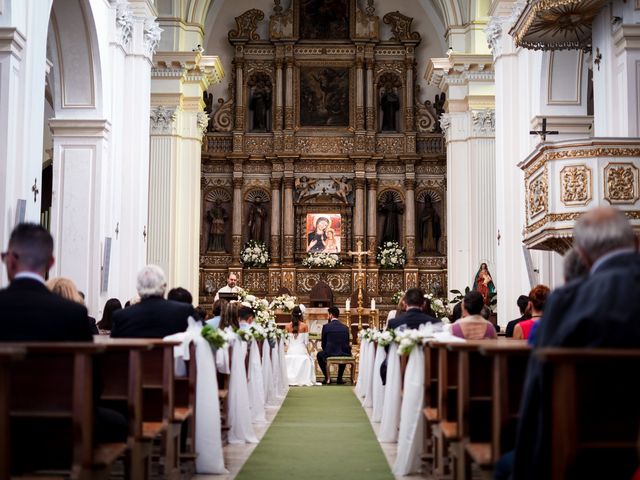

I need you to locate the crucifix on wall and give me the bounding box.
[529,118,558,141]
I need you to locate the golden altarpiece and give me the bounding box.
[200,0,447,320]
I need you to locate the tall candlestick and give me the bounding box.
[346,299,351,312]
[371,299,375,310]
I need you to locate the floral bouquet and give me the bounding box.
[302,251,341,268]
[249,323,267,341]
[373,328,395,347]
[425,293,450,322]
[239,292,274,326]
[391,290,405,305]
[377,241,406,269]
[236,328,253,342]
[240,240,270,268]
[201,324,235,348]
[269,294,297,312]
[358,328,375,342]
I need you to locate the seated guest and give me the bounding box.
[0,223,94,341]
[513,207,640,480]
[505,295,530,337]
[0,223,126,443]
[111,265,194,338]
[167,286,193,304]
[214,273,243,301]
[220,301,240,330]
[317,306,351,384]
[386,295,407,324]
[237,305,254,330]
[562,247,589,283]
[206,299,227,328]
[97,298,122,335]
[387,287,439,330]
[451,291,497,340]
[195,306,209,322]
[47,277,99,334]
[451,301,463,322]
[513,284,549,341]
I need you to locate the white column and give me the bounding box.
[49,120,111,309]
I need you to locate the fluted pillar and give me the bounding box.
[367,178,378,265]
[232,176,244,265]
[354,177,366,248]
[404,178,416,266]
[270,176,282,264]
[366,59,375,132]
[274,59,284,131]
[283,176,295,264]
[356,58,365,131]
[284,58,294,131]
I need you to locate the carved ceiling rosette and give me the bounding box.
[560,165,592,206]
[604,163,639,204]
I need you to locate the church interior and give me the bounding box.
[1,0,639,478]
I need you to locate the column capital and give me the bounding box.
[354,177,366,189]
[270,177,282,190]
[283,177,295,189]
[0,28,26,61]
[49,119,112,138]
[367,178,378,190]
[232,177,244,189]
[404,178,416,190]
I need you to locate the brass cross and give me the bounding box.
[348,239,370,275]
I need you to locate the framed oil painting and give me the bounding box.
[299,66,350,127]
[299,0,350,40]
[306,213,342,253]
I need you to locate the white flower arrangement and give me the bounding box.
[391,290,405,305]
[393,324,438,355]
[358,328,374,341]
[239,291,275,327]
[201,324,235,348]
[375,329,396,347]
[376,241,406,269]
[425,293,450,321]
[240,240,270,268]
[269,294,297,313]
[302,251,341,268]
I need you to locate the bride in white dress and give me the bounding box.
[284,306,316,386]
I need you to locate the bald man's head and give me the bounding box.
[574,207,636,265]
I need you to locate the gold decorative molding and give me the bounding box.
[527,168,548,220]
[560,164,592,206]
[604,163,639,204]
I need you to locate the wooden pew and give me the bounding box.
[0,346,26,480]
[93,337,154,479]
[7,343,127,478]
[461,339,531,479]
[431,341,460,478]
[422,342,440,474]
[536,348,640,480]
[175,342,197,473]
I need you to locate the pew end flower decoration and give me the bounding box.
[201,324,235,349]
[425,293,450,323]
[377,241,406,269]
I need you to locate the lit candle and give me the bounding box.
[345,299,350,311]
[371,299,376,310]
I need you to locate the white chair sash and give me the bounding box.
[247,339,266,423]
[378,342,401,443]
[228,338,258,443]
[371,343,387,422]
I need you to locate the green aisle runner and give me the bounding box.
[235,386,394,480]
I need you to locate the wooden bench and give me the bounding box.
[0,346,26,480]
[536,348,640,480]
[422,342,440,473]
[326,356,356,384]
[7,343,127,478]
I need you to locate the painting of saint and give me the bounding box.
[299,0,349,40]
[306,214,342,253]
[300,67,350,127]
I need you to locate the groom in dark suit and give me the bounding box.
[317,306,351,384]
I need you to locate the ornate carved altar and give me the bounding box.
[200,0,447,315]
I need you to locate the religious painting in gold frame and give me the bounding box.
[298,66,351,128]
[306,213,342,253]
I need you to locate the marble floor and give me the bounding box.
[194,387,428,480]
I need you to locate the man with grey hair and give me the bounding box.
[512,207,640,480]
[111,265,195,338]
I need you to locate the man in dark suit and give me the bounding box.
[0,223,93,341]
[505,294,530,337]
[0,223,126,444]
[387,287,439,330]
[111,265,194,338]
[317,306,351,384]
[381,287,440,384]
[511,207,640,480]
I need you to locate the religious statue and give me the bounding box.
[249,76,271,131]
[207,200,228,252]
[332,176,352,204]
[420,197,441,253]
[473,262,496,305]
[295,176,317,201]
[248,197,268,242]
[380,81,400,132]
[434,93,446,134]
[378,194,404,244]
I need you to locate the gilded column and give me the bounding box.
[270,176,281,264]
[232,176,244,265]
[366,59,375,131]
[354,177,366,247]
[404,178,416,266]
[367,178,378,266]
[284,57,294,131]
[283,176,295,264]
[274,58,284,131]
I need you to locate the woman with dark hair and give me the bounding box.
[451,290,497,340]
[307,216,329,252]
[206,299,227,328]
[284,305,316,386]
[514,284,550,342]
[97,298,122,335]
[219,301,240,330]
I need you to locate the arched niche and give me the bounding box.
[243,188,271,245]
[377,189,405,246]
[415,189,444,254]
[202,187,232,254]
